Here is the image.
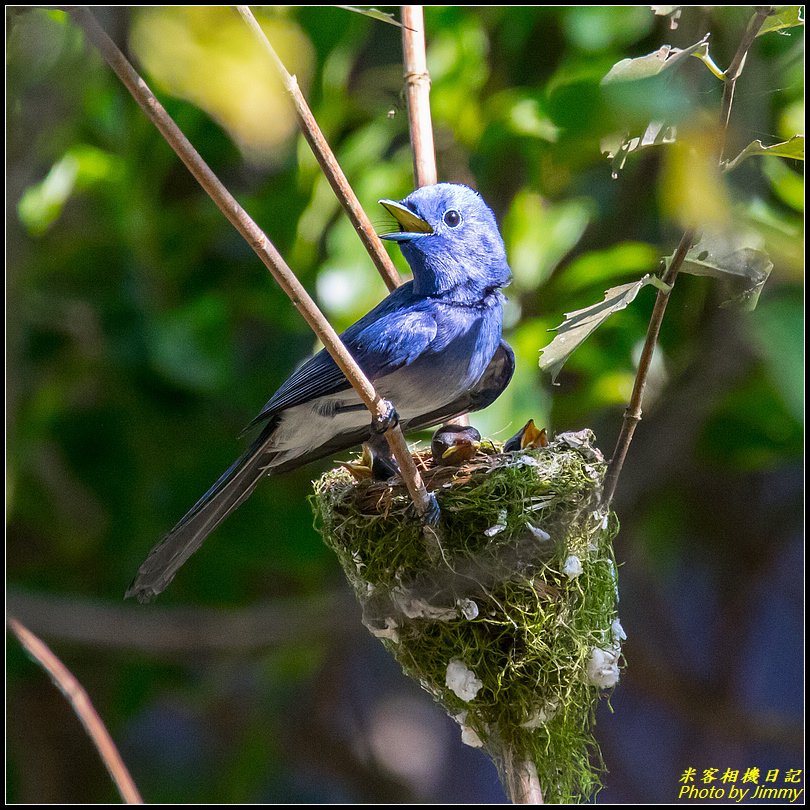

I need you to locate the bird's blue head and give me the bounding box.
[379,183,511,300]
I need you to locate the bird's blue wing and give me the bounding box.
[245,294,438,430]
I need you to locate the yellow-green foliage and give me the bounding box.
[312,430,621,803]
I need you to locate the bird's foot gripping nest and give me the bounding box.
[312,429,623,804]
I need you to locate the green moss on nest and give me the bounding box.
[311,430,621,803]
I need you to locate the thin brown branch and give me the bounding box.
[401,6,438,188]
[235,5,401,293]
[67,7,435,521]
[8,618,144,804]
[602,228,696,506]
[602,7,772,508]
[718,7,774,160]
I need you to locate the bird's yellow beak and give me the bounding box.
[339,444,374,480]
[441,440,482,460]
[520,420,548,450]
[379,199,433,241]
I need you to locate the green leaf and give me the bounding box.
[600,34,724,174]
[539,275,659,383]
[762,157,805,213]
[699,366,803,470]
[673,233,773,311]
[756,6,804,37]
[562,6,656,52]
[724,135,805,171]
[336,6,403,27]
[601,34,713,83]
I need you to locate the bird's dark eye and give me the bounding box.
[443,209,461,228]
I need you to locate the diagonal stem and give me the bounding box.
[9,618,144,804]
[235,5,401,292]
[67,6,435,521]
[601,228,696,506]
[602,6,773,509]
[718,6,774,160]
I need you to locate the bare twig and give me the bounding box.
[8,618,144,804]
[602,228,696,506]
[401,6,438,187]
[717,7,774,160]
[67,7,435,521]
[235,5,401,293]
[602,6,772,508]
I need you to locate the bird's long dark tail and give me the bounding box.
[126,422,278,603]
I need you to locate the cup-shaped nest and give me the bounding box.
[311,430,622,803]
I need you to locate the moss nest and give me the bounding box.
[311,429,622,803]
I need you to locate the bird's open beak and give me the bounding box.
[379,199,433,241]
[339,444,374,481]
[441,440,482,460]
[520,420,548,450]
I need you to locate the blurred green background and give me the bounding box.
[6,6,803,803]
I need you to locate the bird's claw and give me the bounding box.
[372,400,400,434]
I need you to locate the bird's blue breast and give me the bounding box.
[418,292,503,382]
[371,288,504,417]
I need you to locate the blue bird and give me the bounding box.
[127,183,514,601]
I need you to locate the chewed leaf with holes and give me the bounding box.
[672,233,773,311]
[724,135,804,171]
[539,275,662,383]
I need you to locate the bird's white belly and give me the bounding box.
[266,358,472,466]
[266,305,498,469]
